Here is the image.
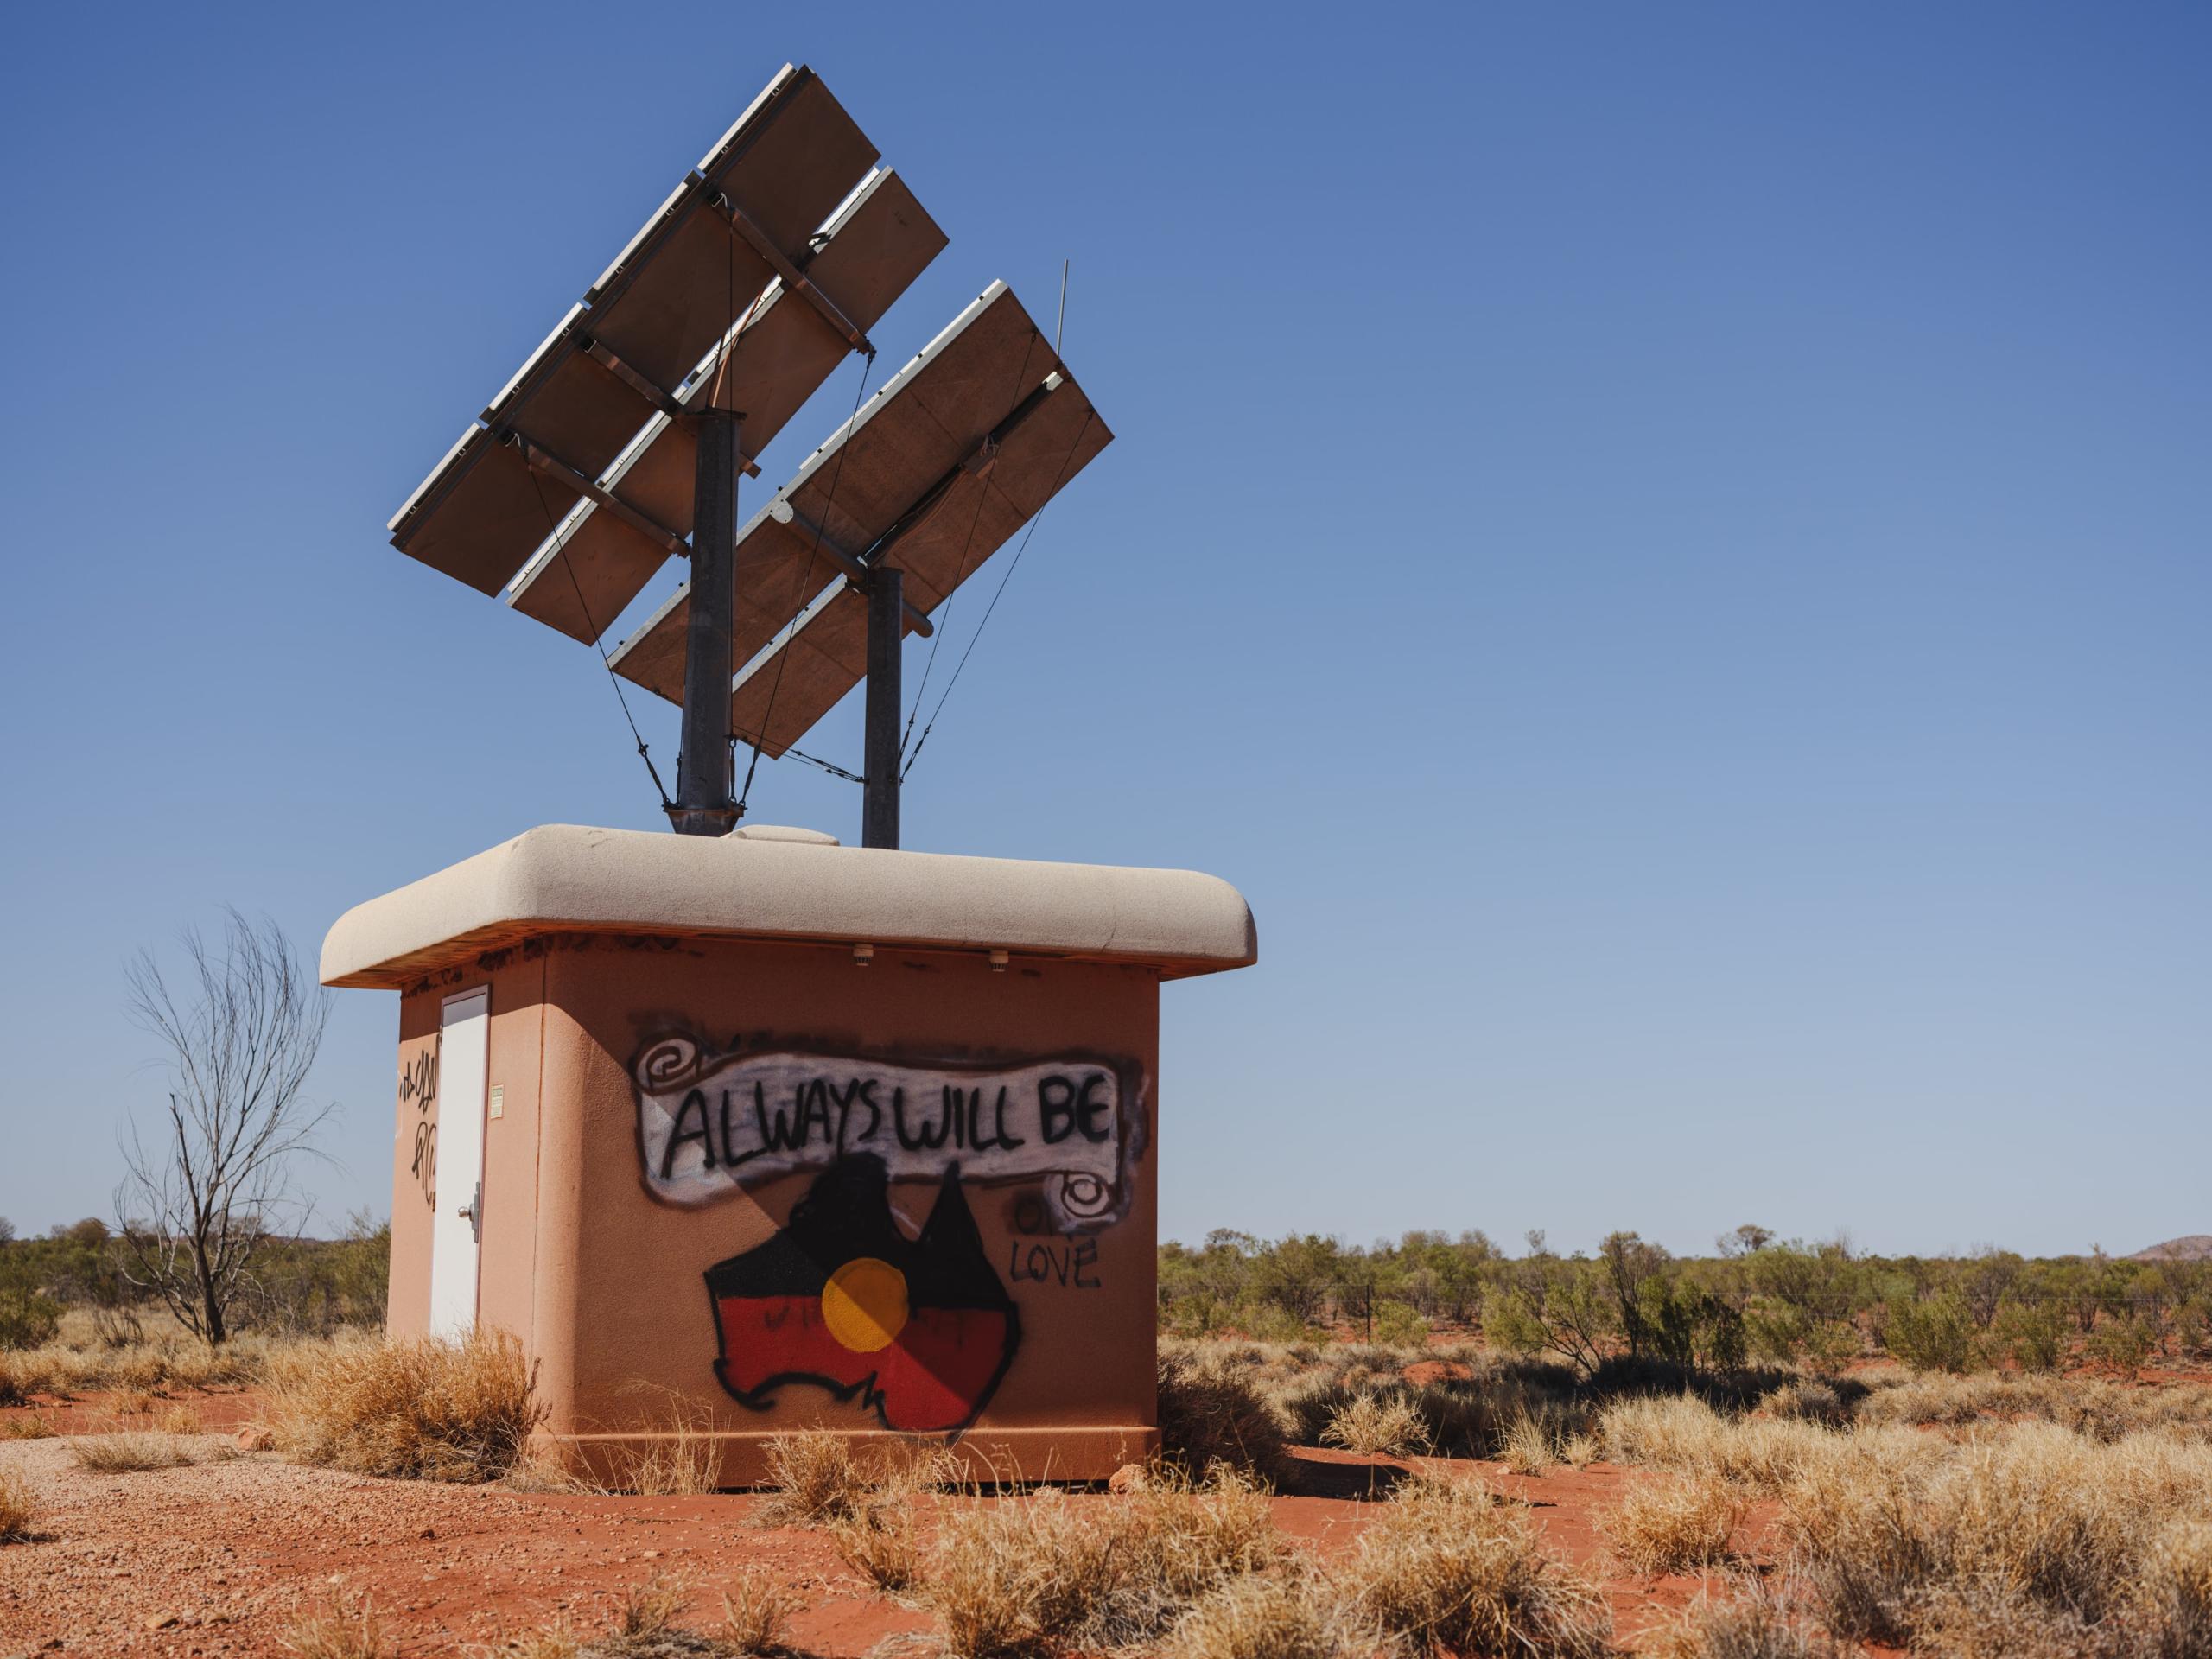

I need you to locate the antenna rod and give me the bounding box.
[1055,259,1069,356]
[669,408,743,835]
[861,565,904,849]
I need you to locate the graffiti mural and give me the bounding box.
[631,1034,1142,1435]
[632,1035,1136,1230]
[704,1154,1020,1433]
[401,1045,438,1211]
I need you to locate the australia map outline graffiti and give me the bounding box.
[704,1154,1020,1434]
[630,1034,1144,1435]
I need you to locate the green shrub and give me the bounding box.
[2088,1315,2157,1370]
[1482,1291,1548,1358]
[0,1255,62,1351]
[1373,1300,1431,1347]
[1885,1293,1982,1374]
[1993,1300,2068,1373]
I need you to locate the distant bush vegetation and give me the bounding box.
[1157,1226,2212,1375]
[0,1213,387,1351]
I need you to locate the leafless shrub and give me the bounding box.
[118,909,334,1344]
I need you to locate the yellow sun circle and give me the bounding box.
[822,1256,910,1352]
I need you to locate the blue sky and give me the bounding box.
[3,3,2206,1257]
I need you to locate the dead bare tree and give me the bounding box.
[117,909,334,1344]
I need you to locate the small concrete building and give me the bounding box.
[321,823,1255,1482]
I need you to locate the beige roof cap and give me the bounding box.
[321,823,1256,989]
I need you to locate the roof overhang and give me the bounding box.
[321,824,1257,989]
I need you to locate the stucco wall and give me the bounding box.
[385,929,1160,1477]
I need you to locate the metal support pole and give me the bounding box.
[862,566,903,850]
[669,408,741,835]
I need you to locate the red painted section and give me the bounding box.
[715,1294,1013,1433]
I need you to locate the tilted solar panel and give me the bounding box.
[385,65,943,621]
[503,168,945,643]
[607,282,1112,758]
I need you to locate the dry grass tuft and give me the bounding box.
[925,1467,1281,1658]
[830,1503,923,1594]
[0,1413,54,1440]
[1604,1471,1748,1575]
[1160,1568,1361,1659]
[1903,1577,2113,1659]
[282,1592,395,1659]
[1761,1379,1847,1427]
[1500,1410,1560,1476]
[625,1435,721,1497]
[1159,1350,1293,1479]
[475,1569,782,1657]
[483,1622,584,1659]
[71,1431,194,1472]
[1597,1394,1728,1469]
[265,1330,545,1482]
[1560,1432,1599,1470]
[1335,1470,1611,1657]
[1646,1582,1837,1659]
[611,1573,692,1643]
[719,1567,797,1654]
[753,1430,875,1528]
[753,1430,950,1529]
[1774,1414,2212,1648]
[1319,1391,1431,1461]
[0,1466,40,1542]
[156,1402,203,1435]
[1593,1393,1840,1495]
[1855,1370,2212,1445]
[2136,1516,2212,1656]
[760,1433,862,1530]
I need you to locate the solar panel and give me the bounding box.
[380,63,1115,839]
[607,282,1113,757]
[385,66,944,617]
[503,168,945,643]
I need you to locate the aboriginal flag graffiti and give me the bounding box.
[704,1154,1020,1434]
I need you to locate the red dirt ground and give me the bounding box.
[1,1395,1756,1658]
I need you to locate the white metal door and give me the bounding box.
[427,988,489,1339]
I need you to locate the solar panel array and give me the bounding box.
[613,282,1111,757]
[385,62,1111,768]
